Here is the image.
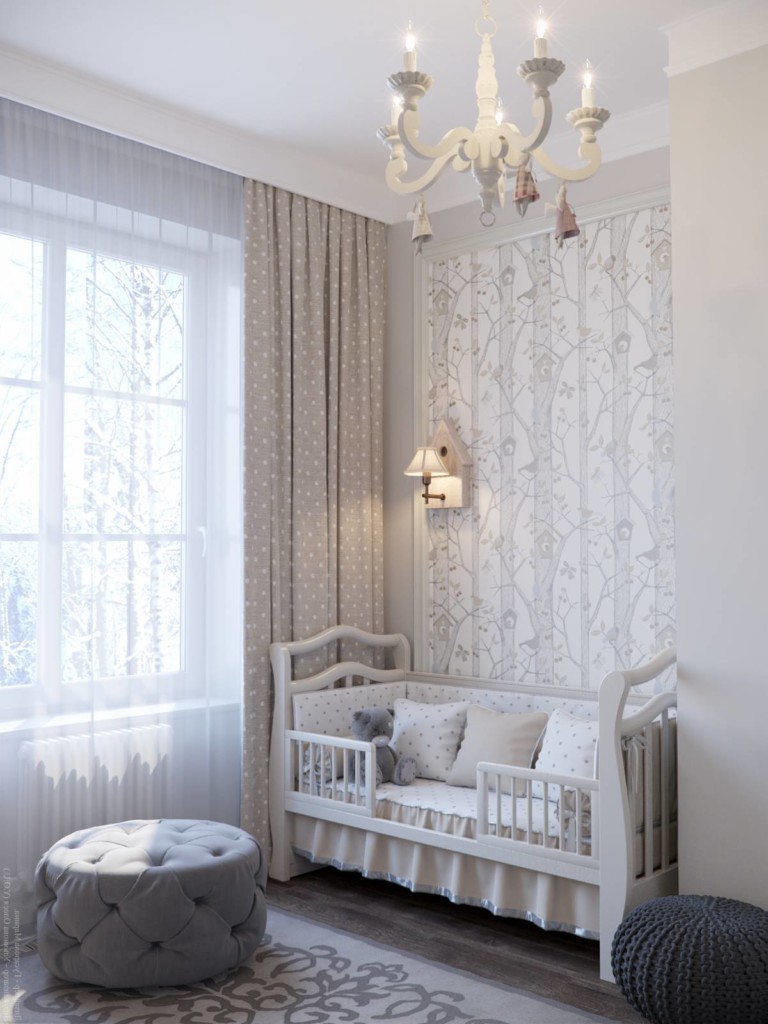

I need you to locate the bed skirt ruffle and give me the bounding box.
[292,815,599,938]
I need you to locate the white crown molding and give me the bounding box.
[0,43,403,224]
[663,0,768,77]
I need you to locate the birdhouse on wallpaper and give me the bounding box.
[428,419,472,509]
[404,419,472,509]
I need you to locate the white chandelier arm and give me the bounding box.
[385,147,468,196]
[398,108,479,163]
[515,95,554,159]
[528,140,603,182]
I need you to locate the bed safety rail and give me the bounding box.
[476,763,600,870]
[285,730,377,815]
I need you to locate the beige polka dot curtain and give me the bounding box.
[241,181,386,853]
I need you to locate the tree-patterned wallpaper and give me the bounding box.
[424,202,674,688]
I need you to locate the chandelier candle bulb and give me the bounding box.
[581,60,596,107]
[404,21,417,71]
[534,7,548,57]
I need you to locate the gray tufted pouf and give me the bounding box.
[612,894,768,1024]
[35,819,267,988]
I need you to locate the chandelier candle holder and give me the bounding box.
[378,2,610,232]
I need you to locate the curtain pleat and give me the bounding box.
[241,182,386,852]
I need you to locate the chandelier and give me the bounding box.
[378,2,610,237]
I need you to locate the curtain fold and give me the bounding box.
[241,182,386,850]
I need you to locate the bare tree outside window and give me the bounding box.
[1,233,187,688]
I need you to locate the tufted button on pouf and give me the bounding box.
[612,894,768,1024]
[35,819,267,988]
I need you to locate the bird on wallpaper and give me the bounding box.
[517,283,538,302]
[635,354,658,373]
[638,546,660,565]
[521,636,540,652]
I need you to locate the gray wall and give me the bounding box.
[670,45,768,906]
[384,148,671,649]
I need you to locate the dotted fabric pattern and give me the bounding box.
[240,180,387,856]
[35,819,267,988]
[407,681,599,721]
[293,682,407,736]
[532,708,598,799]
[391,698,470,781]
[612,894,768,1024]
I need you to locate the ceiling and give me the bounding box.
[0,0,722,221]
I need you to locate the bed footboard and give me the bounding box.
[598,647,678,981]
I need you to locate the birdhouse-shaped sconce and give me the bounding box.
[404,418,472,509]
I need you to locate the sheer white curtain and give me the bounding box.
[0,98,243,936]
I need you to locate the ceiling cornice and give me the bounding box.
[0,42,403,224]
[663,0,768,77]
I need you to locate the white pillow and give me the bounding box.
[533,708,598,800]
[391,698,469,781]
[446,705,549,788]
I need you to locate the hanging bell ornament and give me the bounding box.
[553,184,580,249]
[408,195,433,255]
[513,158,539,217]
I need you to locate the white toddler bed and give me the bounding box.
[268,625,678,981]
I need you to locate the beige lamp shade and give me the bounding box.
[404,446,449,478]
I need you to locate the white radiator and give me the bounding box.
[17,724,171,880]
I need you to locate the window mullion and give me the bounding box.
[38,233,67,696]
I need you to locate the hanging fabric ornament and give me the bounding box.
[552,183,580,248]
[407,194,433,255]
[513,156,539,217]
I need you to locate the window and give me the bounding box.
[0,109,242,712]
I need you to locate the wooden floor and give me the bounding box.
[268,867,645,1023]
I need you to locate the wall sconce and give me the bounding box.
[404,419,472,509]
[404,446,450,503]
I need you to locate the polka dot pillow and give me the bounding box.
[391,698,470,782]
[532,708,598,799]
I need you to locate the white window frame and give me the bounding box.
[0,206,217,713]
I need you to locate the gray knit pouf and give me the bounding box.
[612,894,768,1024]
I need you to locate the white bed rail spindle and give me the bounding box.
[285,731,376,815]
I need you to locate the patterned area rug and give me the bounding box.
[4,908,615,1024]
